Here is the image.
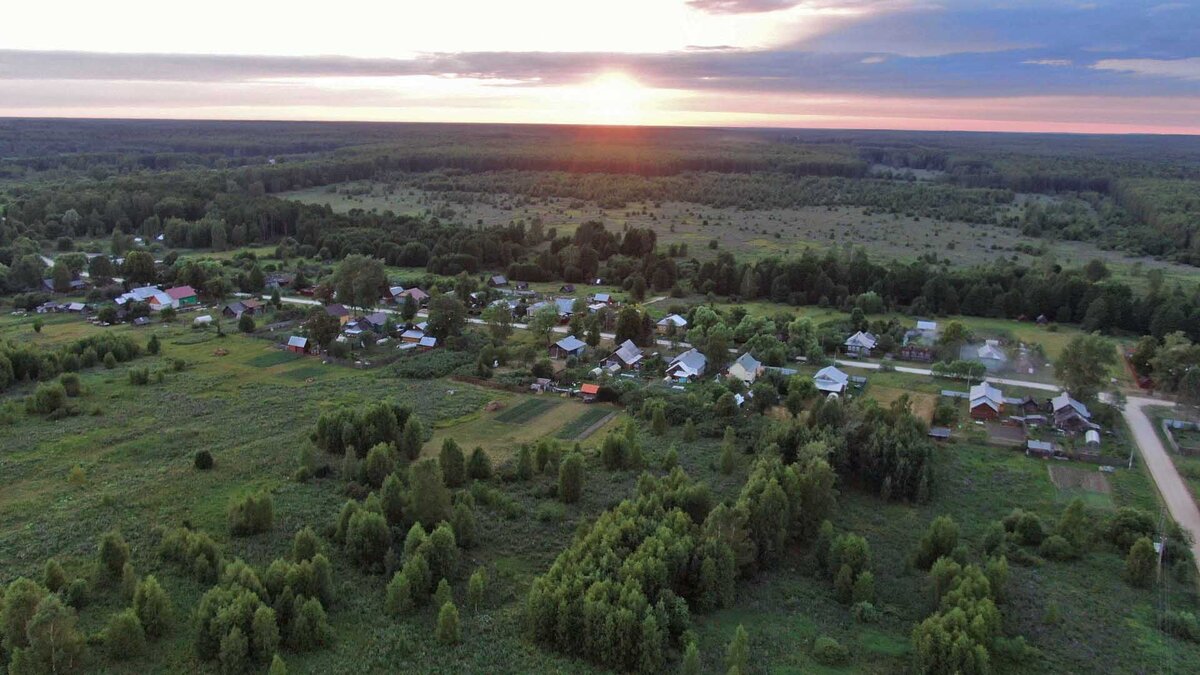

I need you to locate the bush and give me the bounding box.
[467,447,492,480]
[64,578,89,609]
[98,530,130,580]
[293,527,320,561]
[59,373,82,397]
[194,450,214,471]
[104,608,147,660]
[1160,610,1200,642]
[363,443,394,488]
[133,575,173,639]
[852,601,882,623]
[1124,537,1157,588]
[345,511,391,572]
[1004,509,1045,546]
[558,452,584,504]
[239,314,256,333]
[228,492,275,535]
[386,572,415,616]
[1107,507,1156,551]
[913,516,958,569]
[104,352,118,369]
[436,601,461,645]
[812,636,849,666]
[1038,535,1076,561]
[129,367,151,385]
[26,382,67,415]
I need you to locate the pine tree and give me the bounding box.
[440,439,466,487]
[385,572,414,616]
[133,575,173,639]
[98,530,130,580]
[558,452,584,504]
[683,417,697,442]
[436,601,461,645]
[292,527,320,561]
[720,427,737,475]
[434,579,452,611]
[727,624,749,672]
[104,608,146,660]
[517,445,534,480]
[411,460,452,527]
[401,417,424,461]
[681,640,701,675]
[651,405,667,436]
[468,447,492,480]
[468,568,486,610]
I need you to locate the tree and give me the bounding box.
[98,530,130,580]
[727,624,749,673]
[363,443,394,488]
[293,527,320,561]
[133,575,173,639]
[43,559,66,593]
[122,250,156,284]
[451,501,476,548]
[1124,537,1157,588]
[1055,333,1117,401]
[411,459,451,527]
[386,572,414,616]
[481,303,513,341]
[51,262,73,293]
[427,295,467,341]
[720,426,737,475]
[270,654,288,675]
[615,307,643,345]
[401,417,425,461]
[251,605,280,662]
[104,608,146,660]
[11,595,86,674]
[305,307,341,351]
[651,404,668,436]
[683,418,697,442]
[2,578,47,652]
[468,446,492,480]
[440,439,466,488]
[436,601,461,645]
[332,254,387,312]
[559,452,584,504]
[681,641,701,675]
[517,445,534,480]
[468,569,486,610]
[147,333,161,355]
[528,304,560,346]
[913,516,958,569]
[228,492,274,535]
[238,313,256,333]
[345,511,391,572]
[381,474,406,526]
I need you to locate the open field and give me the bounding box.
[494,397,560,424]
[555,407,617,441]
[282,181,1200,285]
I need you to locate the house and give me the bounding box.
[969,383,1004,420]
[843,331,878,357]
[813,366,850,395]
[165,286,199,307]
[666,348,708,382]
[592,292,613,305]
[386,286,406,302]
[550,335,587,360]
[1051,393,1096,432]
[580,383,601,403]
[66,302,87,313]
[287,336,309,354]
[656,314,688,335]
[929,427,952,441]
[360,312,389,333]
[396,288,430,305]
[963,340,1008,372]
[559,284,576,293]
[117,286,173,311]
[901,320,939,362]
[222,301,254,318]
[727,352,764,385]
[325,304,350,325]
[266,273,295,289]
[488,274,509,288]
[1006,396,1041,414]
[400,329,425,344]
[605,340,644,370]
[1026,439,1056,458]
[554,298,576,319]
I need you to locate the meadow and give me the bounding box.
[2,307,1197,673]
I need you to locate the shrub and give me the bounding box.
[59,373,82,397]
[104,352,118,369]
[436,601,461,645]
[98,530,130,580]
[386,572,415,616]
[43,559,67,593]
[813,636,849,666]
[293,527,320,561]
[1038,535,1076,561]
[451,502,476,548]
[68,464,86,486]
[913,516,958,569]
[852,601,882,623]
[467,447,492,480]
[104,608,147,660]
[147,334,160,355]
[288,597,335,651]
[1004,509,1045,546]
[128,367,151,385]
[238,314,256,333]
[1107,507,1155,551]
[345,511,391,572]
[1160,610,1200,642]
[558,452,584,504]
[194,450,214,471]
[133,575,173,639]
[363,443,394,488]
[26,382,67,415]
[516,445,534,480]
[468,568,486,610]
[1124,537,1157,588]
[228,492,275,535]
[64,578,89,609]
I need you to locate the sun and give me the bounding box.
[578,72,651,124]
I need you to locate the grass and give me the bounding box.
[246,350,301,368]
[2,308,1199,674]
[554,406,616,440]
[494,397,560,424]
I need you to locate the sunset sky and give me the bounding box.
[2,0,1199,133]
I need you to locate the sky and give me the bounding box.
[1,0,1199,134]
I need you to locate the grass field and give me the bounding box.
[554,406,617,440]
[2,307,1198,673]
[494,397,560,424]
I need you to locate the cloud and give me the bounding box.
[686,0,802,14]
[1091,57,1200,80]
[1024,59,1073,66]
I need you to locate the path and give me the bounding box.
[832,358,1063,393]
[1119,395,1200,569]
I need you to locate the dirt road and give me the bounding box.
[1121,395,1200,569]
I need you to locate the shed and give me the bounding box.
[813,365,849,394]
[580,383,601,402]
[929,427,951,441]
[550,335,587,359]
[287,336,309,354]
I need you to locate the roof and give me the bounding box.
[418,336,438,348]
[611,339,643,365]
[554,298,576,315]
[929,427,951,439]
[132,316,151,325]
[400,288,429,300]
[970,383,1004,411]
[165,285,197,300]
[844,331,878,350]
[389,286,405,297]
[67,302,86,311]
[288,336,308,348]
[658,314,688,327]
[916,320,938,332]
[593,293,611,302]
[581,383,600,395]
[1027,440,1054,452]
[554,335,587,353]
[814,365,849,385]
[363,312,388,326]
[325,304,349,317]
[667,348,707,377]
[1051,393,1091,419]
[975,343,1007,361]
[490,275,508,285]
[401,329,425,339]
[731,352,762,373]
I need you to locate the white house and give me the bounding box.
[813,365,849,394]
[666,348,707,382]
[726,352,764,385]
[843,331,878,357]
[656,314,688,335]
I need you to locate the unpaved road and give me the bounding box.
[1121,395,1200,569]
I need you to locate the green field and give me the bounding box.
[494,397,560,424]
[554,406,616,440]
[246,350,302,368]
